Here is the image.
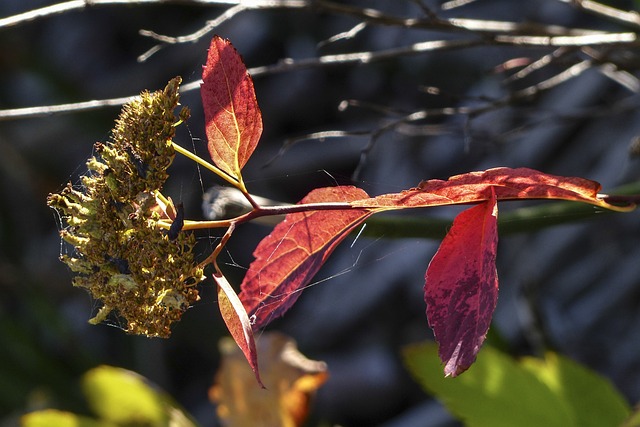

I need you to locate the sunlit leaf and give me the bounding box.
[351,167,634,212]
[238,167,636,377]
[21,410,108,427]
[215,271,263,388]
[521,352,631,427]
[239,186,371,329]
[201,36,262,180]
[425,188,498,376]
[403,343,630,427]
[81,365,196,427]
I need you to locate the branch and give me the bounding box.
[2,0,639,121]
[0,38,482,121]
[0,95,138,120]
[556,0,640,29]
[0,0,306,30]
[135,0,612,58]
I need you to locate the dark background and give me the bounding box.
[2,0,640,426]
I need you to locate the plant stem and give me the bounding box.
[171,141,240,188]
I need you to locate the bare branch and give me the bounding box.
[135,0,613,60]
[556,0,640,29]
[441,0,479,10]
[137,0,308,60]
[317,22,368,48]
[0,95,138,120]
[273,57,604,176]
[494,31,637,46]
[0,38,482,121]
[138,3,248,61]
[503,48,573,84]
[315,0,606,36]
[2,0,639,121]
[0,0,307,30]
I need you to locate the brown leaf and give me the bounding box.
[210,332,328,427]
[214,271,263,388]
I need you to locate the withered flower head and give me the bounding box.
[47,77,204,338]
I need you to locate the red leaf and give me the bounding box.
[201,36,262,180]
[351,167,633,211]
[214,271,264,388]
[425,187,498,377]
[239,186,372,329]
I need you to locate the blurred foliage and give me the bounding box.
[403,342,631,427]
[22,365,196,427]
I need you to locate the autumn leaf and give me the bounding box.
[351,167,634,212]
[239,186,372,329]
[214,271,263,388]
[424,187,498,377]
[201,36,262,181]
[211,332,328,427]
[237,167,635,378]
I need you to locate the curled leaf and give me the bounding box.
[425,187,498,377]
[214,271,263,388]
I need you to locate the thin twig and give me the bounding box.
[138,3,248,61]
[137,0,308,60]
[1,29,633,121]
[556,0,640,29]
[274,57,599,174]
[0,38,482,121]
[0,0,307,30]
[0,95,138,120]
[2,0,639,121]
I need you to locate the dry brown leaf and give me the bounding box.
[210,332,328,427]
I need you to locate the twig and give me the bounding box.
[138,3,248,61]
[0,95,138,120]
[314,0,606,36]
[135,0,610,60]
[503,47,573,84]
[493,31,636,46]
[317,22,368,48]
[137,0,308,61]
[0,0,306,30]
[2,0,639,121]
[0,38,481,121]
[2,29,633,122]
[556,0,640,29]
[273,57,599,175]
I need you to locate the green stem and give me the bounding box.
[171,142,240,188]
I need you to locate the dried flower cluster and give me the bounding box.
[47,77,204,338]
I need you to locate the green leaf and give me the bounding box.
[403,343,630,427]
[21,409,111,427]
[521,352,630,427]
[621,406,640,427]
[82,365,196,427]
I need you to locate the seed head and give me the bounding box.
[47,77,204,338]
